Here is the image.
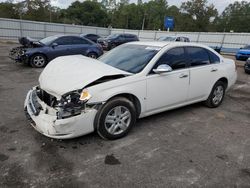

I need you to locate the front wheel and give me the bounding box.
[30,54,47,68]
[96,97,136,140]
[205,81,226,108]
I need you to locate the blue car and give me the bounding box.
[236,45,250,61]
[9,35,103,68]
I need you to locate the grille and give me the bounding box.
[37,88,57,107]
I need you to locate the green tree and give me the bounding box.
[0,1,19,19]
[216,1,250,32]
[14,0,61,22]
[181,0,218,31]
[63,1,108,27]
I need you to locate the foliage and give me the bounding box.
[216,1,250,32]
[180,0,218,32]
[0,0,249,32]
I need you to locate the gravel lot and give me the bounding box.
[0,41,250,187]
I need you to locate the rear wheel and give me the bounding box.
[205,81,226,108]
[87,52,98,59]
[96,97,136,140]
[30,54,47,68]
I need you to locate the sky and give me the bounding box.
[1,0,250,13]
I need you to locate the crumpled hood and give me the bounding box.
[39,55,129,97]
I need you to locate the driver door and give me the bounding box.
[49,36,74,60]
[146,47,189,113]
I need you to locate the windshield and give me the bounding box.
[99,44,160,73]
[243,45,250,49]
[106,34,119,39]
[39,35,60,45]
[158,36,176,41]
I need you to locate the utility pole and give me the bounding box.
[141,12,147,30]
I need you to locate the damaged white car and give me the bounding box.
[24,42,237,139]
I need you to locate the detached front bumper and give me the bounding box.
[9,47,29,63]
[24,89,98,139]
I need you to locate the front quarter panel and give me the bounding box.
[86,75,147,117]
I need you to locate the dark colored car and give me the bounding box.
[9,35,103,68]
[245,57,250,74]
[81,34,101,43]
[97,33,139,50]
[236,45,250,61]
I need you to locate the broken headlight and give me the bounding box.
[57,89,92,119]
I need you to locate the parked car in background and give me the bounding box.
[236,45,250,61]
[158,36,190,42]
[9,35,103,68]
[80,34,101,43]
[24,42,237,140]
[97,33,139,50]
[245,57,250,74]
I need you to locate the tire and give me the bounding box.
[87,52,98,59]
[205,81,226,108]
[96,97,136,140]
[30,54,47,68]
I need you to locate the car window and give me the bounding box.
[153,47,187,71]
[54,37,72,45]
[118,35,125,40]
[186,47,210,67]
[243,45,250,49]
[179,37,185,42]
[207,50,220,64]
[72,37,89,45]
[39,35,60,45]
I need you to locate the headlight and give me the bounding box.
[80,89,91,102]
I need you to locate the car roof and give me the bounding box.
[129,41,209,48]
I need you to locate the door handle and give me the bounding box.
[179,73,188,78]
[211,68,218,72]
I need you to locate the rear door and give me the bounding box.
[146,47,189,112]
[186,46,221,101]
[71,37,92,56]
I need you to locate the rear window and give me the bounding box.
[186,47,210,67]
[207,50,220,64]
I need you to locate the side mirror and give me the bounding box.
[51,43,58,48]
[240,47,242,49]
[153,64,172,74]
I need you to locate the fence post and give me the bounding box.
[154,30,157,40]
[221,33,226,48]
[44,23,46,38]
[196,32,201,43]
[138,30,140,40]
[19,20,23,38]
[63,25,66,34]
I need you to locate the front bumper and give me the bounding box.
[97,41,110,50]
[235,54,250,61]
[24,89,98,139]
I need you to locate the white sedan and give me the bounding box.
[24,42,237,140]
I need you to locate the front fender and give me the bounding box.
[86,79,146,115]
